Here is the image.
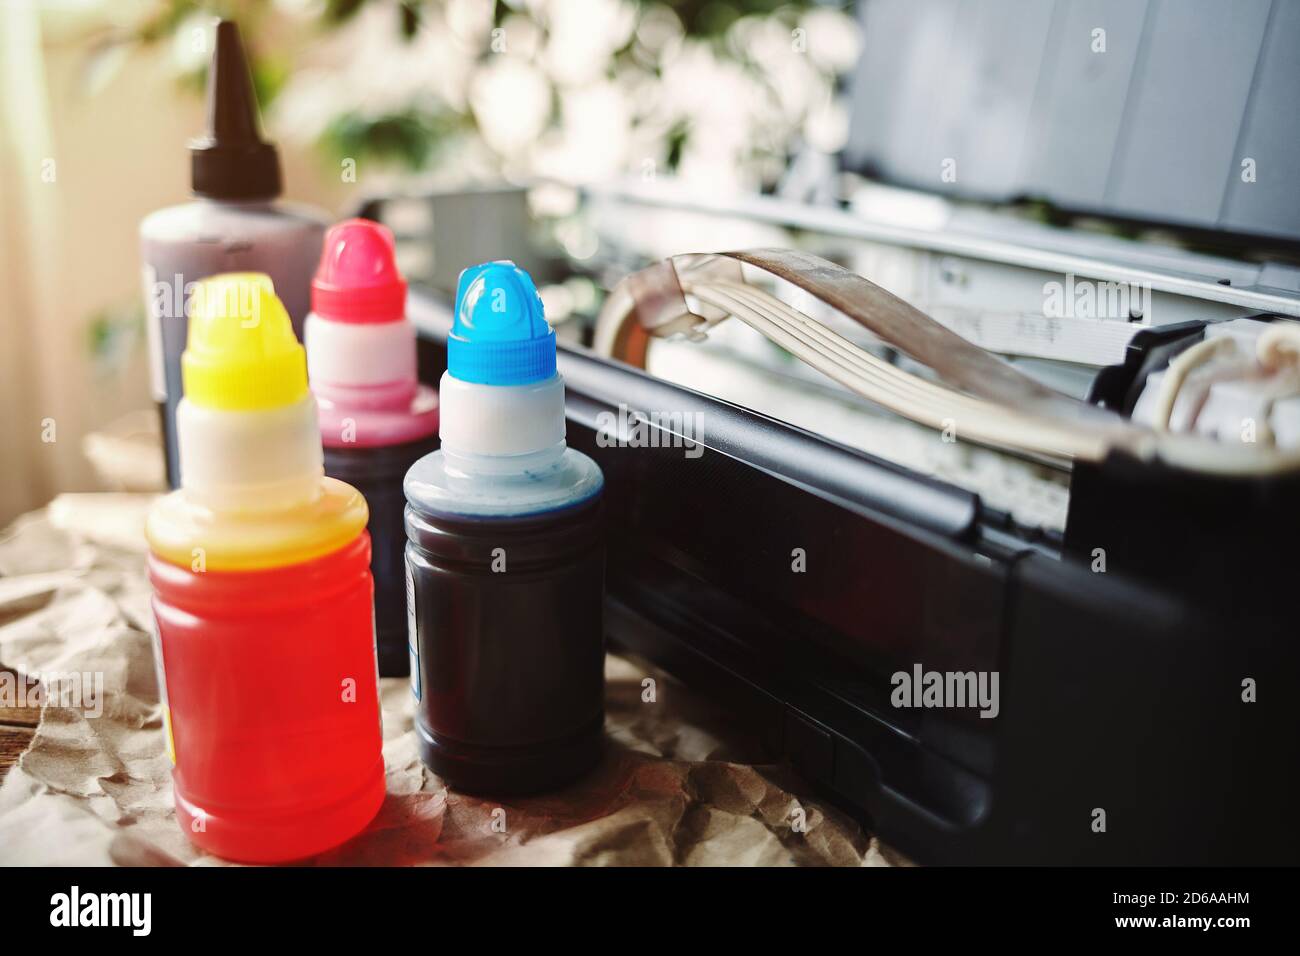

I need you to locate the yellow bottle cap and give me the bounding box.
[182,273,308,411]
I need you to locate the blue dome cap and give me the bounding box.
[448,260,556,385]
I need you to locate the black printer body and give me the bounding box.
[406,292,1298,865]
[386,0,1300,863]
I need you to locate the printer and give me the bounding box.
[365,0,1300,864]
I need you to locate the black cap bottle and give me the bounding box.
[189,20,282,200]
[140,18,329,489]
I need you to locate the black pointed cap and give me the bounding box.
[189,20,282,200]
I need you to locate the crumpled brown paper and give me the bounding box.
[0,493,904,867]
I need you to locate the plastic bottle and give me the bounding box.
[404,261,606,794]
[306,219,439,677]
[140,19,328,489]
[146,273,385,863]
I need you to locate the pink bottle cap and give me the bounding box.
[311,218,407,323]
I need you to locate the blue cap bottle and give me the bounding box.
[408,260,601,512]
[448,261,557,386]
[403,261,607,794]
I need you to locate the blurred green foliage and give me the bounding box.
[115,0,833,173]
[323,107,468,169]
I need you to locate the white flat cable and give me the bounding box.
[706,284,1050,441]
[687,281,1110,461]
[714,282,1013,418]
[609,271,1300,476]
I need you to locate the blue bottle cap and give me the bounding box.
[448,261,556,386]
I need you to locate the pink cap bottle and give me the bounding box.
[307,219,439,445]
[305,219,439,677]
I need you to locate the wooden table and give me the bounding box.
[0,669,39,783]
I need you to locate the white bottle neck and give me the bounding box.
[176,395,324,512]
[304,311,417,387]
[441,442,567,478]
[437,370,566,461]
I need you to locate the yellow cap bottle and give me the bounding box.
[146,272,367,570]
[182,272,309,411]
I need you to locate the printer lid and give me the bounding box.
[843,0,1300,243]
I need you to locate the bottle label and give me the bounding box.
[406,557,420,700]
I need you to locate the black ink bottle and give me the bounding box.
[404,261,605,793]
